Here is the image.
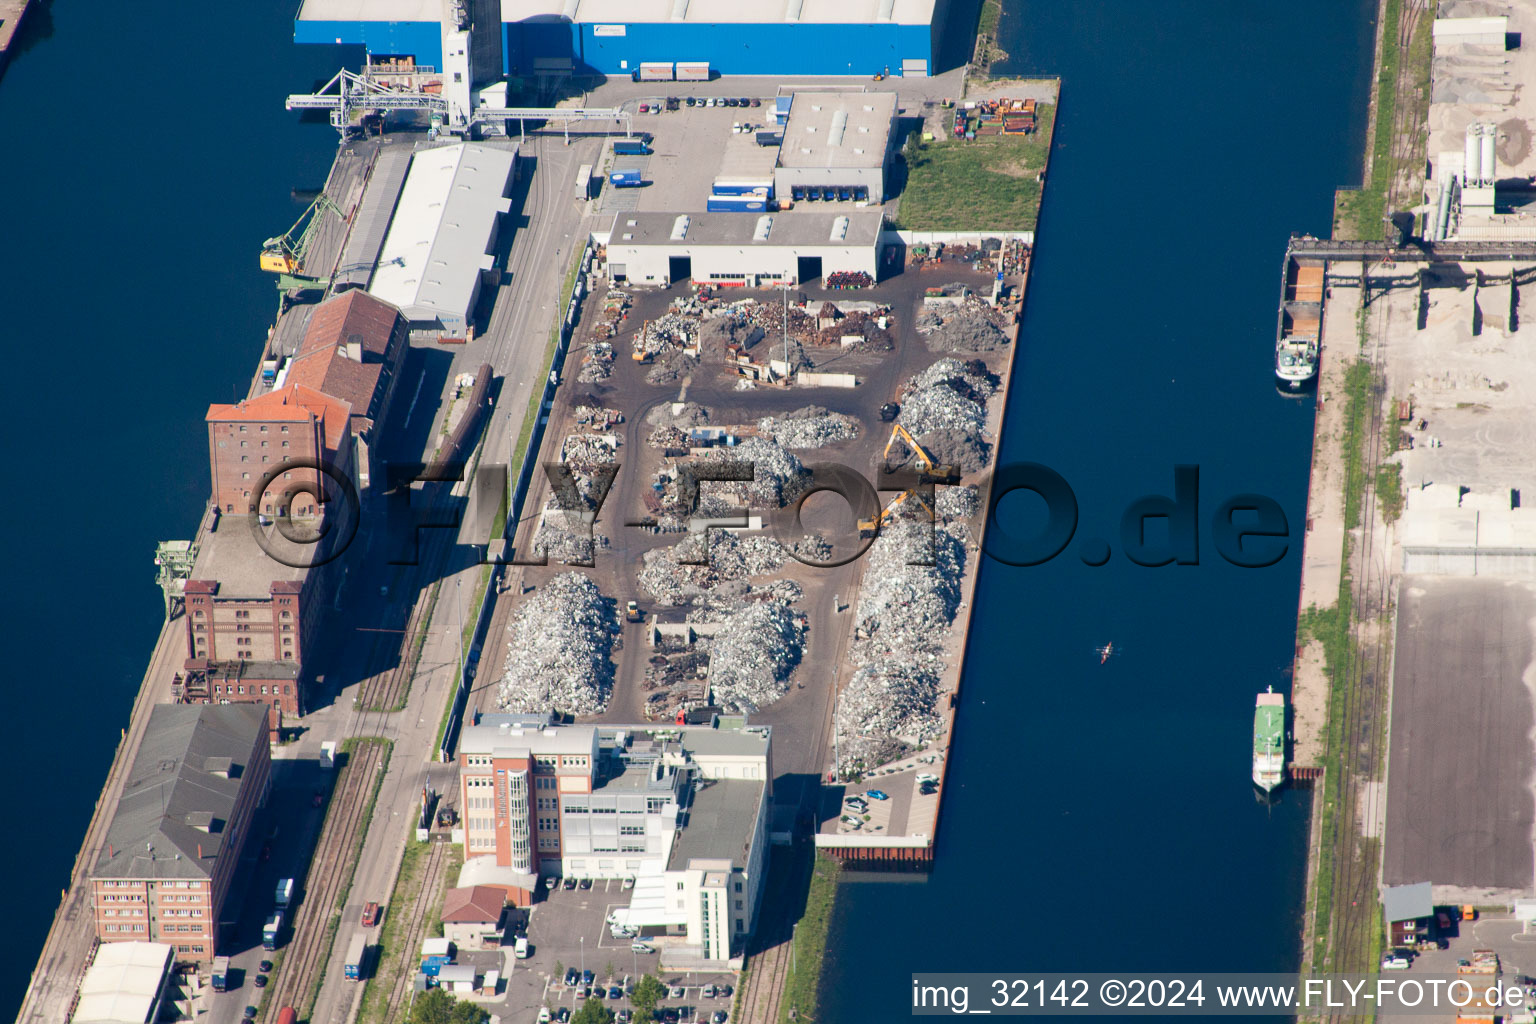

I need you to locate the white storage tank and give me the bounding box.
[1481,123,1497,185]
[1465,124,1482,185]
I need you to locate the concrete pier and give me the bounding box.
[0,0,32,75]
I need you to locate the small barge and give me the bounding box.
[1275,254,1324,392]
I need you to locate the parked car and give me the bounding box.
[718,985,733,998]
[565,969,580,986]
[738,98,750,107]
[866,790,890,801]
[685,96,696,107]
[671,986,686,998]
[609,986,624,1000]
[713,1013,729,1024]
[563,877,578,890]
[253,975,268,988]
[538,1010,552,1024]
[1382,953,1411,970]
[617,1012,634,1024]
[593,987,605,1000]
[556,1010,571,1023]
[259,961,273,974]
[632,941,655,953]
[244,1008,259,1020]
[750,98,761,107]
[579,878,593,890]
[661,1011,680,1024]
[639,103,649,113]
[702,984,717,998]
[361,902,381,927]
[622,877,635,889]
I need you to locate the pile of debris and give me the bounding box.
[595,290,632,339]
[756,406,860,449]
[695,435,810,508]
[897,358,999,472]
[833,521,968,776]
[578,341,615,383]
[637,532,790,606]
[936,483,982,522]
[811,306,895,352]
[497,572,618,716]
[532,511,610,566]
[645,350,699,385]
[916,301,1011,353]
[701,599,806,713]
[632,311,696,362]
[560,432,621,466]
[573,405,624,431]
[637,542,721,606]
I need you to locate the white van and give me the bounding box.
[514,935,530,959]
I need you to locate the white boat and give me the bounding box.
[1275,255,1324,392]
[1253,686,1286,792]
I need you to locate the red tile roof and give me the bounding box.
[286,290,403,434]
[440,885,506,923]
[206,384,353,454]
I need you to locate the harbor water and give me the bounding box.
[821,0,1376,1019]
[0,0,1375,1018]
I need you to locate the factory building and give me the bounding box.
[367,142,516,334]
[601,210,883,287]
[774,92,895,202]
[456,713,770,963]
[294,0,950,79]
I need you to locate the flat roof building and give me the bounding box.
[458,714,770,963]
[602,210,884,288]
[295,0,951,79]
[775,92,896,202]
[91,705,272,964]
[70,942,174,1024]
[368,142,516,334]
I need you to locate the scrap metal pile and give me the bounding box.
[578,340,615,383]
[535,431,620,563]
[834,520,970,776]
[702,599,807,713]
[497,572,619,716]
[595,290,632,339]
[916,292,1012,353]
[694,435,811,508]
[632,309,697,362]
[896,358,1000,472]
[638,532,790,606]
[756,406,860,449]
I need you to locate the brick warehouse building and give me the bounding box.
[91,704,271,964]
[204,382,354,519]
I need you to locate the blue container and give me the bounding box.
[706,196,768,213]
[613,141,651,155]
[609,170,643,187]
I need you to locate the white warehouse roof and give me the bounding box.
[1432,16,1508,39]
[607,210,884,248]
[777,92,896,171]
[368,142,515,327]
[71,942,173,1024]
[298,0,938,26]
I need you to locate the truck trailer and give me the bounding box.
[675,62,710,81]
[612,139,651,156]
[211,956,231,992]
[609,169,644,188]
[635,62,674,82]
[706,196,768,213]
[574,164,594,201]
[263,911,283,950]
[275,878,294,907]
[344,934,369,981]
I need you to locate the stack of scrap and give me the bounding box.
[696,435,810,508]
[756,406,860,449]
[915,301,1010,354]
[560,432,621,466]
[633,313,697,362]
[573,405,624,430]
[597,290,632,338]
[579,341,615,383]
[498,572,618,716]
[833,521,969,775]
[702,599,807,713]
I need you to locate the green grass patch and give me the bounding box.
[971,0,1006,68]
[358,843,464,1024]
[893,104,1055,232]
[779,852,841,1024]
[1376,462,1404,524]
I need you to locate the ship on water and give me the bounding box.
[1253,686,1286,792]
[1275,254,1324,392]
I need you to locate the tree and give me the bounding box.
[410,988,489,1024]
[410,989,455,1024]
[571,997,614,1024]
[555,961,566,982]
[630,974,667,1019]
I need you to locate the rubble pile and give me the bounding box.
[497,572,618,716]
[632,312,696,362]
[789,532,834,563]
[833,521,969,775]
[936,483,982,521]
[560,432,621,466]
[756,406,861,449]
[578,341,615,383]
[532,512,610,565]
[595,290,632,339]
[637,541,720,606]
[702,599,807,713]
[573,405,624,430]
[696,436,810,508]
[813,308,895,352]
[707,532,788,579]
[896,358,999,471]
[916,304,1010,353]
[645,350,699,385]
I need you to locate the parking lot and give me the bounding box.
[493,877,738,1024]
[1379,911,1536,1024]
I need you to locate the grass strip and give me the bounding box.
[779,852,841,1024]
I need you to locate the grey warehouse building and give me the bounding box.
[602,211,884,288]
[774,92,897,203]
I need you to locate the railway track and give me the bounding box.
[382,841,451,1023]
[738,935,790,1024]
[264,738,389,1015]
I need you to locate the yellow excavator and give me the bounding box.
[259,194,342,289]
[857,423,960,537]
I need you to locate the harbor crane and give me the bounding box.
[857,423,960,538]
[259,193,343,292]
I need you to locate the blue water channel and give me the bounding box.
[0,0,1375,1017]
[820,1,1375,1019]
